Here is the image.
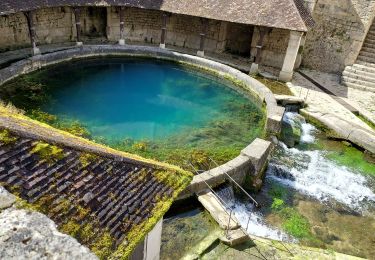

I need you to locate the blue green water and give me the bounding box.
[0,57,265,168]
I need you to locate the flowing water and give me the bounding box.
[220,112,375,258]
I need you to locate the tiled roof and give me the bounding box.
[0,0,314,31]
[0,109,192,258]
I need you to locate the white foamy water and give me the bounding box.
[270,113,375,212]
[231,202,291,242]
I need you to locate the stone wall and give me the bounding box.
[0,6,292,70]
[107,7,228,52]
[251,28,290,69]
[0,12,30,51]
[302,0,375,73]
[0,7,74,51]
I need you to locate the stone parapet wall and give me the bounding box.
[302,0,375,73]
[0,45,284,198]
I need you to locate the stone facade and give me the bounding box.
[251,28,290,69]
[302,0,375,73]
[0,6,296,71]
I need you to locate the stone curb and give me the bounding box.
[0,45,280,194]
[301,109,375,154]
[0,44,283,136]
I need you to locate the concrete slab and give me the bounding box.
[197,191,239,230]
[220,228,250,246]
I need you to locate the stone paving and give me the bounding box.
[290,68,375,132]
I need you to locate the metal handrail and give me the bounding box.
[188,162,237,238]
[208,157,259,207]
[188,161,257,240]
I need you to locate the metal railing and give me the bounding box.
[188,158,259,239]
[208,157,259,207]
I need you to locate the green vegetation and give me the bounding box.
[326,146,375,177]
[0,129,17,145]
[29,109,91,138]
[79,152,98,168]
[31,141,65,163]
[268,183,317,242]
[357,114,375,130]
[253,75,294,96]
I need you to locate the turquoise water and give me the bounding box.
[42,59,245,141]
[0,57,265,168]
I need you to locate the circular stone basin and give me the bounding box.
[0,57,265,168]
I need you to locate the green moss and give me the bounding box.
[31,141,65,163]
[279,207,312,240]
[79,153,98,168]
[61,121,91,138]
[61,220,81,237]
[271,198,284,211]
[326,146,375,176]
[357,114,375,130]
[29,109,58,125]
[253,75,294,96]
[91,231,115,260]
[0,129,18,145]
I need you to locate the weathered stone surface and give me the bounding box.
[0,208,97,260]
[220,228,250,246]
[301,109,375,154]
[197,190,239,230]
[274,94,305,107]
[303,0,375,73]
[0,186,16,209]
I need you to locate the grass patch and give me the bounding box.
[253,75,294,96]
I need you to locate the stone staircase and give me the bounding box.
[342,21,375,92]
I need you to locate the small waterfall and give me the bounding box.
[231,201,291,242]
[216,185,291,241]
[269,112,375,212]
[215,185,235,206]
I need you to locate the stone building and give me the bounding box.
[301,0,375,91]
[0,0,314,82]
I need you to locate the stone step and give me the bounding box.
[359,50,375,59]
[365,38,375,45]
[362,47,375,53]
[367,33,375,41]
[357,60,375,68]
[220,228,250,246]
[352,63,375,73]
[198,190,240,230]
[357,55,375,64]
[343,68,375,83]
[363,42,375,49]
[367,31,375,38]
[342,81,375,93]
[342,75,375,88]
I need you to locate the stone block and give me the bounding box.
[0,186,16,210]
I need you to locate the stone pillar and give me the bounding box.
[249,27,269,75]
[279,31,303,82]
[73,7,83,46]
[197,18,209,57]
[295,33,306,69]
[303,0,317,13]
[160,12,168,48]
[24,11,40,56]
[106,7,112,40]
[119,6,126,45]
